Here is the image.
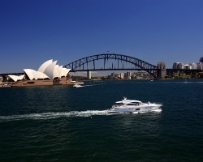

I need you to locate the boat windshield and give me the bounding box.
[127,103,140,106]
[112,103,124,107]
[127,102,141,106]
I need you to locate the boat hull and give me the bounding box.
[108,104,162,113]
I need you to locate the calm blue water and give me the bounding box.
[0,80,203,162]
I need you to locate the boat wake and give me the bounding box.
[0,108,162,122]
[0,110,110,122]
[151,109,162,112]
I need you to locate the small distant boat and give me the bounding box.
[108,97,162,113]
[0,84,11,88]
[73,84,82,88]
[150,79,154,81]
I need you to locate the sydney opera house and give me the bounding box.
[8,59,83,87]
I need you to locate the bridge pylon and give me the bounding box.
[157,62,166,78]
[87,70,91,79]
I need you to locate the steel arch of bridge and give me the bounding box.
[64,53,158,77]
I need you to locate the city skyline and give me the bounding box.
[1,0,203,75]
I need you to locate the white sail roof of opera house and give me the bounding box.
[25,60,70,80]
[38,59,53,73]
[8,59,70,82]
[8,74,25,82]
[24,69,50,80]
[43,61,57,79]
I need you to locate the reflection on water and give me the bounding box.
[0,80,203,161]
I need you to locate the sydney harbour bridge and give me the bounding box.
[0,53,202,79]
[64,53,159,78]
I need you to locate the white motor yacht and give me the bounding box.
[73,84,82,88]
[108,97,162,113]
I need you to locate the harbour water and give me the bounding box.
[0,80,203,161]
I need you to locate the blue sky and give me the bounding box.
[0,0,203,75]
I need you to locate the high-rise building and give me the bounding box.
[126,71,131,79]
[197,62,203,70]
[120,73,124,79]
[126,71,131,77]
[199,57,203,63]
[173,62,179,69]
[0,77,3,84]
[177,62,184,69]
[190,63,197,69]
[184,64,192,69]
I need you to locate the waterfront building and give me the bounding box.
[125,71,131,79]
[7,74,25,82]
[184,64,192,69]
[0,77,2,84]
[126,71,131,77]
[197,62,203,70]
[199,57,203,64]
[190,63,197,69]
[173,62,179,69]
[177,62,184,69]
[173,62,198,69]
[131,72,136,78]
[120,73,124,79]
[8,59,70,81]
[114,74,119,79]
[136,76,142,79]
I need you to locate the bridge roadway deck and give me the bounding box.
[69,68,157,72]
[0,69,202,77]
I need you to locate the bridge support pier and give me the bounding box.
[87,70,91,79]
[157,62,166,78]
